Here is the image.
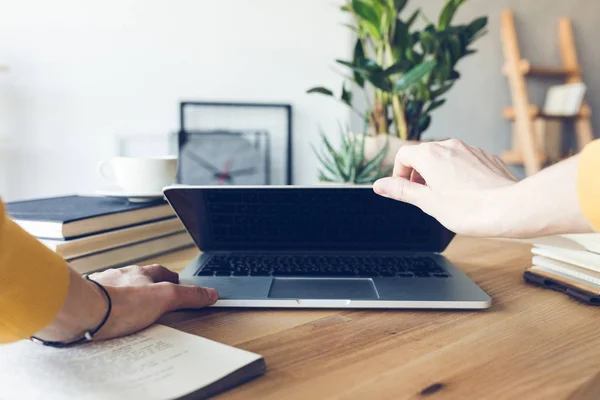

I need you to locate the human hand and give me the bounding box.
[89,264,218,340]
[35,264,218,343]
[373,139,519,237]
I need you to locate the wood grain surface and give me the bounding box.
[151,237,600,400]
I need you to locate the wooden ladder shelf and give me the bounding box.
[500,9,594,176]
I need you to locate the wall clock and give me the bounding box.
[178,130,270,185]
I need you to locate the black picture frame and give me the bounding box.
[179,101,293,185]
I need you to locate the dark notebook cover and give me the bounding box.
[6,195,166,223]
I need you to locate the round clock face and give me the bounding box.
[179,133,268,185]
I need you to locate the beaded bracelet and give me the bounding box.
[30,274,112,348]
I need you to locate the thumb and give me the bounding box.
[373,177,432,209]
[159,283,219,312]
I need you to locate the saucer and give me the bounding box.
[95,188,166,203]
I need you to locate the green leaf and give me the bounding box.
[341,23,358,32]
[353,40,366,87]
[336,59,383,74]
[341,84,353,107]
[440,51,452,80]
[393,20,409,50]
[357,132,366,167]
[405,47,416,63]
[447,35,462,64]
[466,16,488,42]
[438,0,457,30]
[420,30,436,53]
[337,58,391,91]
[406,9,420,28]
[312,144,343,180]
[341,5,351,12]
[431,82,453,97]
[382,60,412,76]
[450,69,461,79]
[318,170,333,182]
[394,0,408,12]
[367,72,393,91]
[348,134,358,183]
[353,39,366,64]
[356,174,378,184]
[352,0,382,36]
[307,87,334,96]
[418,114,432,134]
[320,132,347,179]
[358,139,389,180]
[393,60,436,93]
[425,98,446,113]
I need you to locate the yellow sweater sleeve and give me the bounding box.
[578,139,600,231]
[0,200,69,343]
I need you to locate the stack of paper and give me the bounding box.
[525,234,600,304]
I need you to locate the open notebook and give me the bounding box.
[0,324,265,400]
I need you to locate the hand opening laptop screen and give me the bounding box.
[164,187,454,253]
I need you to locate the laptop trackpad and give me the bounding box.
[268,278,379,299]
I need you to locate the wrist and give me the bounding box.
[34,269,108,342]
[480,184,525,238]
[491,158,590,238]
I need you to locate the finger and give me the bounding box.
[156,283,219,312]
[142,264,179,284]
[473,148,505,174]
[392,144,422,179]
[492,155,518,180]
[410,169,426,185]
[373,177,432,210]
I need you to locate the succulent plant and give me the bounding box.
[313,129,391,184]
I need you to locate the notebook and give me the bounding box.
[0,324,266,400]
[6,196,174,239]
[39,218,186,259]
[524,237,600,305]
[66,232,194,274]
[527,233,600,254]
[543,82,587,116]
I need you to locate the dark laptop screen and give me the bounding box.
[164,187,454,252]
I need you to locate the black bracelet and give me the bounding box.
[30,274,112,348]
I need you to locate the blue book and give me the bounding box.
[6,195,174,239]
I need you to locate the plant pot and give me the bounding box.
[362,135,420,170]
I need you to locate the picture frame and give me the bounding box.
[179,101,293,185]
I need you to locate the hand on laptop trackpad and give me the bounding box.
[268,278,379,300]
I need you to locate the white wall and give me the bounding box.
[0,0,352,201]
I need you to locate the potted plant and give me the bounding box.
[309,0,488,179]
[313,127,391,184]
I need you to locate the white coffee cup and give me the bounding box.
[97,156,178,194]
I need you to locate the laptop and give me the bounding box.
[163,186,491,309]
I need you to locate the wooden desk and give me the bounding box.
[151,237,600,400]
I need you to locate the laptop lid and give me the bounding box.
[163,186,455,253]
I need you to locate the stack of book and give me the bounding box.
[6,195,194,274]
[524,234,600,304]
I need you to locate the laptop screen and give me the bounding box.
[164,187,454,252]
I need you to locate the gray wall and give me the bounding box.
[354,0,600,174]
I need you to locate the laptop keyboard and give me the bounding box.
[196,254,450,278]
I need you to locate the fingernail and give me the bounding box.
[373,180,387,195]
[207,288,219,302]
